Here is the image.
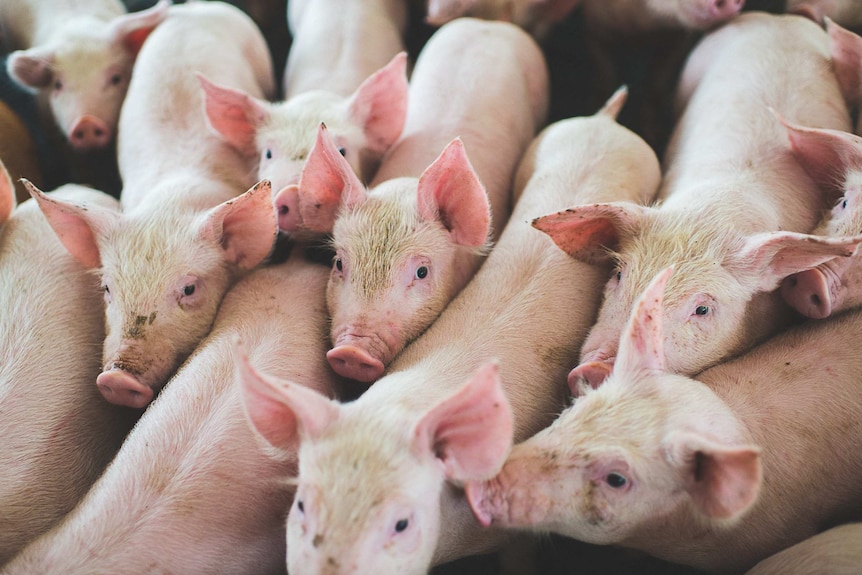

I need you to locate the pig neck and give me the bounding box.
[625,309,862,572]
[3,259,334,575]
[284,0,406,98]
[0,0,123,48]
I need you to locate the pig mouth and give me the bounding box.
[327,332,392,383]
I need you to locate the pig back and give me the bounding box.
[117,1,275,202]
[0,186,138,565]
[1,252,337,574]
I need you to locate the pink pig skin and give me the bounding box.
[239,91,660,574]
[0,183,138,565]
[745,523,862,575]
[825,18,862,135]
[466,266,862,573]
[0,252,339,575]
[544,13,857,389]
[321,17,550,382]
[582,0,744,35]
[28,1,279,409]
[284,0,407,99]
[0,0,168,149]
[777,119,862,318]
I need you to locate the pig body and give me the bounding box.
[0,184,137,565]
[788,0,862,27]
[542,12,857,388]
[424,0,582,39]
[321,18,550,382]
[0,0,168,149]
[28,1,279,408]
[467,267,862,573]
[239,95,661,574]
[1,253,339,575]
[745,523,862,575]
[581,0,744,35]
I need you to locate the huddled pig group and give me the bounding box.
[1,0,862,573]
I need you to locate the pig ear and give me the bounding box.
[0,160,15,226]
[598,85,628,121]
[24,179,110,268]
[416,138,490,248]
[664,430,761,520]
[412,361,513,482]
[200,180,277,270]
[199,74,268,156]
[7,49,55,90]
[827,18,862,106]
[109,0,170,55]
[615,266,673,376]
[234,337,339,451]
[729,231,862,292]
[347,52,409,154]
[776,112,862,194]
[302,122,367,213]
[531,202,647,264]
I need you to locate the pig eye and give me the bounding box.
[415,266,429,279]
[394,518,409,533]
[616,271,622,281]
[104,285,110,294]
[110,73,122,86]
[53,80,63,91]
[296,499,304,513]
[264,149,272,160]
[843,199,848,209]
[694,305,710,316]
[337,147,346,157]
[183,284,196,297]
[335,257,343,272]
[605,472,628,488]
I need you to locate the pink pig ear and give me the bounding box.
[827,18,862,107]
[531,201,647,264]
[24,179,112,268]
[0,160,15,226]
[200,179,277,270]
[347,52,409,154]
[198,74,269,156]
[730,231,862,293]
[7,49,55,90]
[775,112,862,194]
[417,138,490,248]
[234,337,339,451]
[598,85,628,121]
[301,122,367,215]
[109,0,170,55]
[412,361,513,482]
[615,266,673,376]
[664,430,761,520]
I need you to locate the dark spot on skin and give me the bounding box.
[148,312,156,325]
[127,315,150,339]
[785,362,791,366]
[313,534,324,548]
[327,557,339,567]
[314,203,321,209]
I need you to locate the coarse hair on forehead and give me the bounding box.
[615,205,752,304]
[261,93,362,159]
[331,194,454,300]
[99,209,227,306]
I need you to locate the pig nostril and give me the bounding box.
[811,294,822,306]
[278,205,289,215]
[716,0,725,7]
[95,128,104,137]
[74,130,84,139]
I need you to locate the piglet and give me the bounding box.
[1,0,168,149]
[1,252,340,575]
[537,12,860,389]
[27,1,278,409]
[777,118,862,318]
[236,88,660,574]
[0,177,138,564]
[298,18,549,382]
[466,265,862,573]
[745,523,862,575]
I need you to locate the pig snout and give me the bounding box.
[568,359,615,394]
[68,115,112,150]
[274,184,303,232]
[465,456,551,529]
[781,269,833,320]
[96,368,153,409]
[327,343,385,383]
[707,0,744,21]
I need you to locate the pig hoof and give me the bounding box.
[97,369,154,409]
[327,345,385,383]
